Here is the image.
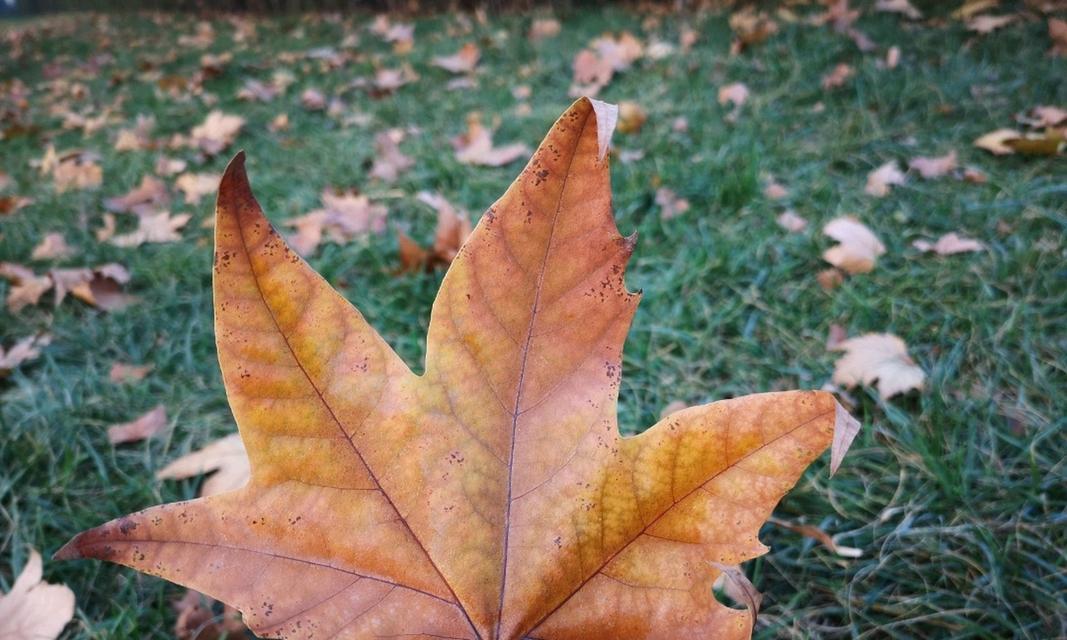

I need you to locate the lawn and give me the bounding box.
[1,4,1065,639]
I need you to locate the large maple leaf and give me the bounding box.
[58,98,859,640]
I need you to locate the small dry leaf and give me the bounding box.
[655,187,690,220]
[823,216,886,274]
[0,334,51,377]
[107,404,168,444]
[1050,18,1067,57]
[826,323,848,350]
[31,233,75,261]
[1018,105,1067,128]
[967,14,1014,34]
[570,49,614,97]
[909,150,958,179]
[53,157,102,192]
[952,0,999,20]
[155,156,187,177]
[963,167,988,183]
[0,549,75,640]
[763,179,788,200]
[268,113,290,132]
[717,82,750,108]
[453,113,529,166]
[433,43,480,74]
[768,516,863,557]
[821,63,854,90]
[369,129,414,182]
[616,101,647,134]
[175,172,220,204]
[885,45,901,69]
[1004,131,1066,156]
[109,362,154,384]
[300,88,327,111]
[874,0,921,19]
[114,114,156,152]
[286,190,388,255]
[0,195,33,217]
[0,262,54,312]
[51,263,135,311]
[912,232,985,255]
[832,333,925,399]
[157,432,250,497]
[373,66,417,92]
[974,128,1021,155]
[105,175,169,215]
[729,7,779,54]
[189,111,244,155]
[865,160,906,197]
[817,267,845,291]
[398,192,473,274]
[173,589,248,640]
[777,210,807,232]
[528,18,561,42]
[110,210,191,247]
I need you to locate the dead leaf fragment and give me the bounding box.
[655,187,690,220]
[718,82,750,109]
[823,216,886,274]
[105,175,169,215]
[616,101,647,134]
[974,128,1021,155]
[286,190,388,255]
[967,14,1015,34]
[433,43,480,74]
[777,210,808,232]
[528,18,561,42]
[865,160,906,197]
[109,362,154,383]
[821,63,854,90]
[0,262,53,312]
[768,516,863,557]
[157,432,250,497]
[1049,18,1067,57]
[175,172,219,204]
[369,129,414,182]
[0,334,51,377]
[189,111,244,155]
[0,549,75,640]
[913,232,985,255]
[832,333,925,399]
[300,87,326,111]
[173,589,247,640]
[31,233,75,261]
[453,113,529,166]
[110,210,191,247]
[0,195,33,217]
[107,404,167,444]
[909,150,958,179]
[398,192,473,273]
[875,0,922,19]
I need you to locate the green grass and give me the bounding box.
[1,6,1065,639]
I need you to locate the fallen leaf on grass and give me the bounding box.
[718,82,750,109]
[0,334,51,377]
[569,32,643,96]
[300,87,326,111]
[453,112,529,166]
[777,210,807,232]
[0,263,54,312]
[109,210,191,247]
[173,590,247,640]
[373,66,417,93]
[1050,18,1067,57]
[1016,105,1067,128]
[51,263,135,311]
[433,42,480,74]
[655,187,690,220]
[157,432,250,497]
[0,549,75,640]
[53,155,102,192]
[397,191,472,273]
[109,362,154,383]
[285,189,388,255]
[823,216,886,274]
[874,0,921,19]
[974,128,1021,155]
[155,156,187,176]
[821,63,854,90]
[528,18,561,42]
[31,233,75,261]
[616,101,647,134]
[967,14,1015,34]
[175,172,219,204]
[59,98,860,640]
[832,333,925,399]
[865,160,906,197]
[369,129,414,182]
[730,7,779,54]
[885,45,901,69]
[763,177,787,200]
[105,175,169,215]
[107,404,167,444]
[912,232,985,255]
[0,195,33,216]
[1003,131,1065,156]
[114,114,156,152]
[909,150,958,179]
[188,111,244,155]
[768,516,863,557]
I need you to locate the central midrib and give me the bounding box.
[496,112,593,639]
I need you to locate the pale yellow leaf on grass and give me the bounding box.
[865,160,906,197]
[913,232,985,255]
[0,549,75,640]
[832,333,925,399]
[974,128,1021,155]
[157,432,250,497]
[107,404,168,444]
[31,233,75,261]
[909,150,958,179]
[822,216,886,274]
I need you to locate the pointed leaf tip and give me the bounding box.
[830,400,861,476]
[52,538,83,561]
[587,98,618,161]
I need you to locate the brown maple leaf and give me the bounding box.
[0,548,76,640]
[58,99,858,640]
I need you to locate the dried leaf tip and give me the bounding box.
[830,400,861,476]
[586,98,618,161]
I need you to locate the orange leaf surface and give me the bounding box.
[58,98,857,639]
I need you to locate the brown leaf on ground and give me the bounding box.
[155,156,188,177]
[268,113,290,132]
[777,210,808,232]
[109,210,191,247]
[831,333,925,399]
[157,432,250,498]
[655,187,691,220]
[0,334,51,377]
[874,0,921,19]
[0,548,76,640]
[1004,131,1066,156]
[53,155,103,192]
[51,263,135,311]
[909,150,958,179]
[885,45,901,69]
[528,18,561,42]
[173,589,248,640]
[974,128,1022,155]
[453,112,530,166]
[31,233,75,261]
[821,63,854,90]
[175,172,219,205]
[433,43,480,74]
[105,175,170,215]
[114,114,156,152]
[0,262,53,312]
[1017,105,1067,128]
[729,7,779,54]
[0,195,33,217]
[822,216,886,274]
[718,82,750,109]
[285,190,388,255]
[616,101,647,134]
[865,160,906,197]
[570,49,615,96]
[300,87,327,111]
[763,177,788,200]
[373,66,418,92]
[109,362,154,384]
[912,232,985,255]
[768,516,863,557]
[817,267,845,291]
[369,129,414,182]
[107,404,167,444]
[1049,18,1067,57]
[967,14,1015,34]
[189,111,244,155]
[398,192,473,273]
